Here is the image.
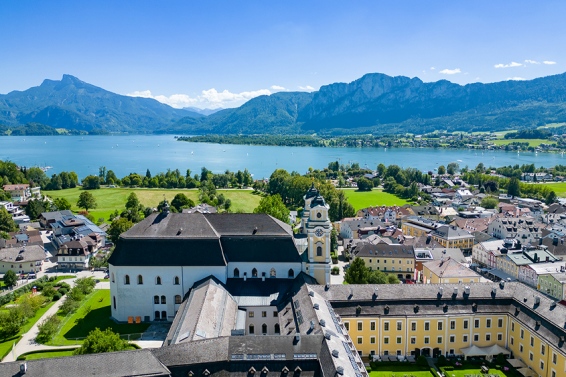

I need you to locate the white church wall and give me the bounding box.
[227,262,302,280]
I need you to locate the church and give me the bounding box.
[108,185,332,323]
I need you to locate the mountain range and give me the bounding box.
[2,73,566,135]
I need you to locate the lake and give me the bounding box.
[1,135,565,180]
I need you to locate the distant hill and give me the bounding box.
[3,73,566,135]
[0,75,202,133]
[183,107,222,116]
[175,72,566,135]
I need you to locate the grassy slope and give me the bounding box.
[44,187,262,221]
[491,138,555,147]
[540,182,566,196]
[50,290,149,346]
[341,188,410,211]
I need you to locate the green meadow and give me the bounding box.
[341,188,410,211]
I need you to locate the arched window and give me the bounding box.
[288,269,295,278]
[154,295,159,304]
[252,268,258,278]
[175,295,182,304]
[111,273,115,283]
[174,276,180,285]
[155,311,160,320]
[156,276,162,285]
[262,323,267,334]
[270,268,276,278]
[124,275,130,285]
[234,268,240,278]
[161,311,167,319]
[317,246,322,256]
[274,323,280,334]
[249,324,255,334]
[161,295,166,304]
[137,275,143,285]
[113,296,116,310]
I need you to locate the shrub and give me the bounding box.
[58,288,68,296]
[36,315,61,344]
[52,293,62,301]
[59,297,80,316]
[416,355,428,368]
[59,282,71,290]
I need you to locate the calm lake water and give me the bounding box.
[0,135,565,180]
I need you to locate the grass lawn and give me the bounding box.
[341,188,410,211]
[442,368,508,377]
[44,187,261,221]
[370,365,434,377]
[50,289,149,346]
[19,348,77,360]
[491,138,555,147]
[540,182,566,197]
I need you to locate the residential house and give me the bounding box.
[538,270,566,301]
[2,184,31,201]
[487,216,542,244]
[421,258,481,284]
[0,244,45,274]
[352,241,415,281]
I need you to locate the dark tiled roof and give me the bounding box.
[108,238,226,267]
[0,244,45,263]
[122,212,218,238]
[204,213,291,236]
[0,349,170,377]
[221,237,302,263]
[354,243,414,258]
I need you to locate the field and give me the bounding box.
[540,182,566,197]
[441,369,509,377]
[19,349,76,360]
[491,138,555,147]
[44,187,262,222]
[50,289,149,346]
[341,188,410,211]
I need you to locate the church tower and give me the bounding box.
[303,192,331,285]
[300,183,319,234]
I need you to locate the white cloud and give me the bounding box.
[430,67,435,70]
[494,62,523,68]
[298,85,315,91]
[127,87,272,109]
[525,59,540,64]
[506,77,526,81]
[544,60,557,65]
[439,68,461,75]
[270,85,286,90]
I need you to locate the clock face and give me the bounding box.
[315,229,324,237]
[317,212,322,218]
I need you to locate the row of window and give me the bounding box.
[248,310,278,318]
[153,295,183,305]
[349,318,504,332]
[118,275,181,285]
[367,259,413,264]
[248,323,280,335]
[361,333,504,345]
[233,268,295,278]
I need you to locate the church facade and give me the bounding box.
[108,186,332,322]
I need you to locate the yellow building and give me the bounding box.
[311,282,566,377]
[422,258,481,284]
[353,242,415,281]
[402,217,474,253]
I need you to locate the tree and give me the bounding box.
[77,191,97,212]
[54,197,72,210]
[546,191,557,205]
[447,162,459,175]
[3,270,17,288]
[171,193,195,212]
[437,165,446,175]
[253,194,290,223]
[507,177,521,198]
[0,207,17,232]
[108,218,134,243]
[344,257,369,284]
[25,199,48,220]
[74,328,130,355]
[480,197,498,209]
[82,175,101,190]
[356,177,373,191]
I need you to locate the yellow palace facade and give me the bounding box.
[312,282,566,377]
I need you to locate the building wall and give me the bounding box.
[227,262,302,280]
[244,305,280,335]
[109,265,226,322]
[344,313,507,358]
[359,256,414,280]
[538,274,566,301]
[0,260,42,274]
[422,265,480,284]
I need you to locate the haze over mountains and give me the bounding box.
[2,73,566,135]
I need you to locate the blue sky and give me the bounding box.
[1,1,564,109]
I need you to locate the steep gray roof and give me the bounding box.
[204,213,292,236]
[0,349,170,377]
